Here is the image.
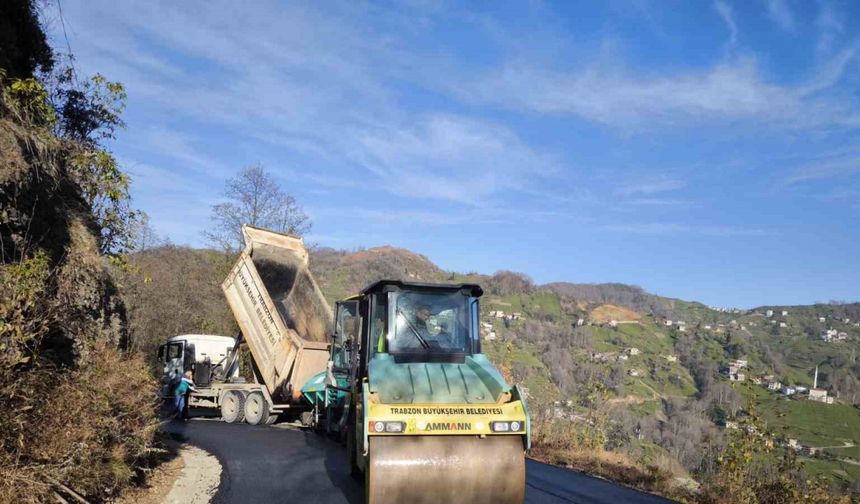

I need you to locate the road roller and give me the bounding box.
[317,280,530,504]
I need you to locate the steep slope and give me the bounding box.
[309,245,446,302]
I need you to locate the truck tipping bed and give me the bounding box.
[221,225,333,403]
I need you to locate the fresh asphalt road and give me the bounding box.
[166,419,674,504]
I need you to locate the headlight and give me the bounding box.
[372,421,405,433]
[491,421,524,432]
[385,422,404,433]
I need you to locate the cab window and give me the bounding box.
[333,301,359,369]
[167,342,182,360]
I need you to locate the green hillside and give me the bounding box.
[127,243,860,494]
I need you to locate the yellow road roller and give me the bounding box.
[329,280,530,504]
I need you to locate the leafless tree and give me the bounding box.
[130,212,160,252]
[204,163,311,252]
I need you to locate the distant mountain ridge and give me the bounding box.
[308,245,860,317]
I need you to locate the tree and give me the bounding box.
[205,163,311,251]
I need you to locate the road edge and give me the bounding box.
[164,443,223,504]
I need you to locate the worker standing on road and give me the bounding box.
[173,370,198,420]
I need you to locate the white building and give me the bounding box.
[779,322,788,328]
[819,317,826,323]
[781,310,789,316]
[781,386,796,396]
[765,310,774,317]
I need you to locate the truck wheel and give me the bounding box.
[244,391,270,425]
[221,391,246,423]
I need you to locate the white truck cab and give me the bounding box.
[157,334,238,396]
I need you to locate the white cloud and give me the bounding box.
[816,2,844,54]
[459,51,860,131]
[783,154,860,186]
[765,0,795,32]
[616,178,687,196]
[51,1,560,209]
[603,223,769,237]
[714,1,739,50]
[353,114,559,204]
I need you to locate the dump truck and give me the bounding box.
[157,225,333,424]
[305,280,530,504]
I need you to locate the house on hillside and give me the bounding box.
[781,310,789,316]
[723,362,746,381]
[808,388,834,404]
[609,319,618,328]
[625,347,641,356]
[664,355,678,363]
[768,381,782,391]
[590,352,612,363]
[819,317,826,323]
[822,329,838,342]
[781,386,796,396]
[730,359,748,368]
[837,332,848,341]
[779,322,788,328]
[628,369,642,377]
[488,310,506,319]
[703,324,712,330]
[664,320,673,326]
[795,386,808,393]
[766,310,774,318]
[617,354,628,361]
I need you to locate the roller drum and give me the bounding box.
[366,435,525,504]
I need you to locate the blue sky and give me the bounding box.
[45,0,860,308]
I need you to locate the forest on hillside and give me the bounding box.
[121,239,860,501]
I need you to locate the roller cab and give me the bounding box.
[327,280,529,504]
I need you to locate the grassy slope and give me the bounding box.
[308,246,860,485]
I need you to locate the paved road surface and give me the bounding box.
[166,419,674,504]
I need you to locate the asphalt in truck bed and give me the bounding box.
[166,419,674,504]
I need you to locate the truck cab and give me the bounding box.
[157,334,238,396]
